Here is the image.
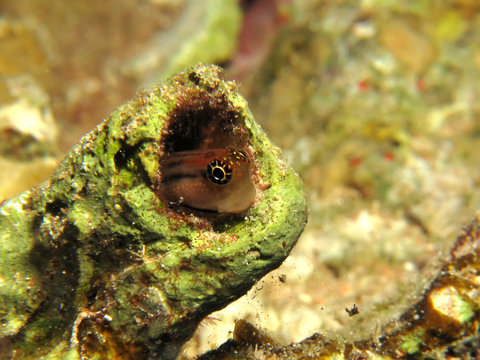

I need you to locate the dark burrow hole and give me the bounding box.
[45,198,68,216]
[114,144,137,169]
[114,142,152,187]
[162,91,249,153]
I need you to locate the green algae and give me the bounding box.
[0,64,307,360]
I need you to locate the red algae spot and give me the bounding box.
[416,78,426,91]
[383,152,394,162]
[349,156,363,167]
[358,80,369,91]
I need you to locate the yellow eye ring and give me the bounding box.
[206,160,232,185]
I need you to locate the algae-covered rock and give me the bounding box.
[0,64,307,359]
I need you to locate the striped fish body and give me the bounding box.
[160,148,256,213]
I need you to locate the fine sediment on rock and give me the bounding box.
[199,215,480,360]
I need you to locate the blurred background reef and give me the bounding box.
[1,0,480,358]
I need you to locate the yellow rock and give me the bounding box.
[379,18,437,73]
[433,11,467,43]
[0,20,47,76]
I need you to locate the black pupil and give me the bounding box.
[212,167,225,180]
[207,160,232,185]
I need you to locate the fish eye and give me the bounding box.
[207,160,232,185]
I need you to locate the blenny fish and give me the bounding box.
[160,148,256,213]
